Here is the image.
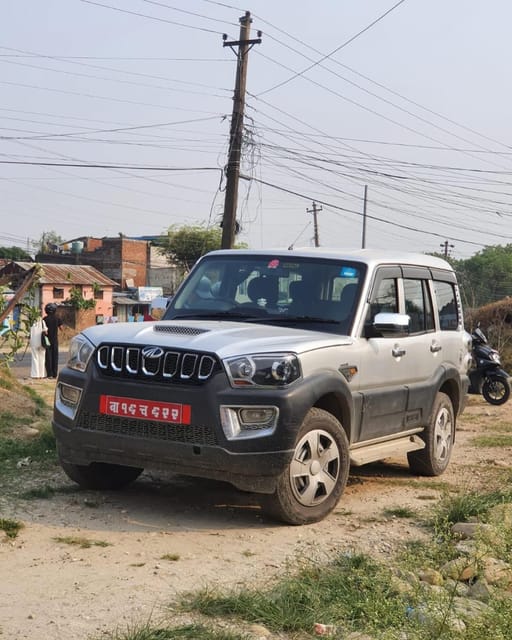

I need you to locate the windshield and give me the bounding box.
[164,254,366,334]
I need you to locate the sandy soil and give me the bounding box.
[1,378,510,640]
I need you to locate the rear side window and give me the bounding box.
[434,281,459,330]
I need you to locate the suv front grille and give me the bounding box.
[96,343,219,383]
[78,410,218,445]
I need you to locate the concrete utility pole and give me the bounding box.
[361,185,368,249]
[440,240,454,258]
[307,201,322,247]
[221,12,261,249]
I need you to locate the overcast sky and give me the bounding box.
[2,0,512,259]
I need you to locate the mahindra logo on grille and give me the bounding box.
[141,346,164,359]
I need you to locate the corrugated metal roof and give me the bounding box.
[13,262,118,287]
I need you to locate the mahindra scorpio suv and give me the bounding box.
[53,249,471,524]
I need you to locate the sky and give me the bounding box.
[2,0,512,260]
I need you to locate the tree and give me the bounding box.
[157,224,247,272]
[0,246,32,261]
[456,245,512,308]
[32,230,63,254]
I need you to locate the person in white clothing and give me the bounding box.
[29,317,46,378]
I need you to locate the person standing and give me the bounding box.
[29,316,46,378]
[43,303,63,379]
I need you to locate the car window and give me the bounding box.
[434,281,459,331]
[403,278,435,334]
[370,277,398,317]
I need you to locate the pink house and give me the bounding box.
[0,261,118,324]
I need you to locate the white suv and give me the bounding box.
[53,249,471,524]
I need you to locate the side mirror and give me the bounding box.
[373,312,410,337]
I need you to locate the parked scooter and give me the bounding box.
[468,327,511,405]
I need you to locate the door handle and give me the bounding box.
[392,346,406,358]
[430,343,442,353]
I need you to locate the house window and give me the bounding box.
[53,287,64,299]
[94,289,104,300]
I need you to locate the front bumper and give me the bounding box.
[53,366,313,493]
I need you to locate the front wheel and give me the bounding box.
[482,376,510,405]
[60,460,143,490]
[407,392,454,476]
[263,408,350,525]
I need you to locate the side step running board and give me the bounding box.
[350,435,425,467]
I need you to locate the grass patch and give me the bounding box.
[53,535,112,549]
[161,553,180,562]
[383,506,417,518]
[0,410,23,433]
[100,622,248,639]
[430,486,512,532]
[0,376,14,391]
[20,484,77,500]
[471,434,512,448]
[479,421,512,432]
[0,425,56,466]
[179,553,409,635]
[0,517,24,539]
[21,384,48,416]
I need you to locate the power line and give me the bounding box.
[0,79,223,115]
[0,115,223,141]
[0,54,230,62]
[0,160,221,171]
[79,0,229,35]
[251,10,512,154]
[140,0,237,26]
[258,0,408,96]
[244,175,485,248]
[0,46,231,94]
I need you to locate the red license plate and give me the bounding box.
[99,395,191,425]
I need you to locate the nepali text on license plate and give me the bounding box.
[99,395,191,424]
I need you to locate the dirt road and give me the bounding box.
[1,378,510,639]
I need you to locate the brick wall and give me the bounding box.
[84,238,149,289]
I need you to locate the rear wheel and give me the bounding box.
[60,461,143,490]
[482,376,510,405]
[263,408,350,525]
[407,392,454,476]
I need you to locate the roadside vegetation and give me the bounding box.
[94,482,512,640]
[0,367,57,503]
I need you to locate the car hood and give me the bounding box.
[81,319,352,359]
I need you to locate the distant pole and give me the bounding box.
[362,185,368,249]
[221,12,261,249]
[440,240,454,257]
[307,201,322,247]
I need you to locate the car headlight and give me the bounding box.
[224,353,301,388]
[67,334,95,372]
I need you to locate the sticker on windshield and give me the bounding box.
[340,266,358,278]
[267,259,280,269]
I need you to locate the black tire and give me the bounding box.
[482,376,510,406]
[263,408,350,525]
[407,392,454,476]
[60,460,143,490]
